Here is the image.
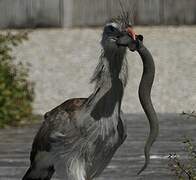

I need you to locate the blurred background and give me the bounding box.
[0,0,195,114]
[0,0,196,27]
[0,0,196,180]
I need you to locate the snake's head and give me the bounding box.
[116,26,144,52]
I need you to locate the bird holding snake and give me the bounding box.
[23,11,159,180]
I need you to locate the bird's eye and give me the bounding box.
[106,25,119,33]
[108,25,116,32]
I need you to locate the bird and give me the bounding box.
[22,18,159,180]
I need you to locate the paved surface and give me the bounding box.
[9,26,196,114]
[0,113,195,180]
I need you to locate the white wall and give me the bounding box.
[11,27,196,114]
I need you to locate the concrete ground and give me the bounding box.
[0,113,195,180]
[10,26,196,115]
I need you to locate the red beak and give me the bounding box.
[126,27,136,40]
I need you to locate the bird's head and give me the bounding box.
[101,21,143,52]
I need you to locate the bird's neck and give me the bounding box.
[88,49,128,120]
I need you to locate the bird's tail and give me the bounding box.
[22,166,54,180]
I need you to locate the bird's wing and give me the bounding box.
[30,98,87,163]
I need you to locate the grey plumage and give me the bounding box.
[23,22,129,180]
[22,21,159,180]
